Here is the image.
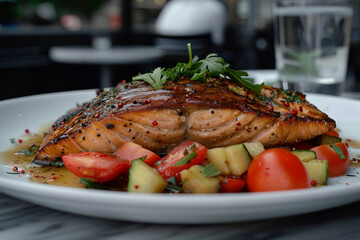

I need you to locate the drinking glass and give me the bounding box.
[273,0,353,95]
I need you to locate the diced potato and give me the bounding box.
[180,165,220,194]
[206,147,231,175]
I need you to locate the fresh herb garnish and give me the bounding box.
[132,67,167,90]
[202,163,221,178]
[280,88,301,103]
[166,176,183,193]
[226,69,264,92]
[154,160,162,166]
[80,178,109,190]
[6,172,20,174]
[15,145,39,156]
[133,156,147,162]
[132,43,264,92]
[54,162,65,167]
[257,95,273,104]
[173,152,197,166]
[330,144,346,160]
[10,138,15,144]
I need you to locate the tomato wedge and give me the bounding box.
[62,152,129,183]
[115,142,161,167]
[155,141,207,181]
[247,148,310,192]
[220,177,246,193]
[311,142,349,177]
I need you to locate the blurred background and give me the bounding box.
[0,0,359,100]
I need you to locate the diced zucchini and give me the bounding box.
[180,165,220,193]
[302,160,328,185]
[311,134,341,146]
[206,147,231,175]
[224,144,252,176]
[244,142,265,159]
[128,159,167,193]
[291,150,317,161]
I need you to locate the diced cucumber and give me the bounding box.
[180,165,220,194]
[311,134,341,146]
[206,147,231,175]
[302,160,328,185]
[224,144,252,176]
[291,150,317,161]
[244,142,265,159]
[128,159,167,193]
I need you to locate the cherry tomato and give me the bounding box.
[311,142,349,177]
[247,148,310,192]
[325,129,340,137]
[155,141,207,181]
[220,177,246,193]
[115,142,161,167]
[62,152,129,183]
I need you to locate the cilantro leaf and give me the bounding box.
[163,63,188,82]
[199,53,229,76]
[15,145,39,156]
[173,152,197,166]
[203,163,221,178]
[166,176,183,193]
[132,67,166,90]
[330,144,346,160]
[226,68,264,92]
[80,178,109,190]
[191,69,207,82]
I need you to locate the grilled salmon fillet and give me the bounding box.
[34,79,335,164]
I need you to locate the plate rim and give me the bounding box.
[0,90,360,223]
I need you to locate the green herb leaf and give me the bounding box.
[191,69,207,82]
[330,144,346,160]
[132,67,166,90]
[10,138,15,144]
[199,53,229,76]
[202,163,221,178]
[15,145,39,156]
[54,162,65,167]
[132,44,264,92]
[173,152,197,166]
[226,68,264,92]
[280,89,301,103]
[133,156,147,162]
[164,62,188,81]
[154,160,162,166]
[6,172,20,174]
[166,184,183,193]
[166,176,183,193]
[80,178,109,190]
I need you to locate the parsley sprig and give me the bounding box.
[132,43,264,92]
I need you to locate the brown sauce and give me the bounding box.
[0,133,84,188]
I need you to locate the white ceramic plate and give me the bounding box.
[0,90,359,224]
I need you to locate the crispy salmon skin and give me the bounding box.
[34,78,335,164]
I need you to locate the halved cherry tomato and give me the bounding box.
[115,142,161,167]
[220,177,246,193]
[155,141,207,181]
[311,142,349,177]
[325,129,340,137]
[62,152,129,183]
[247,148,310,192]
